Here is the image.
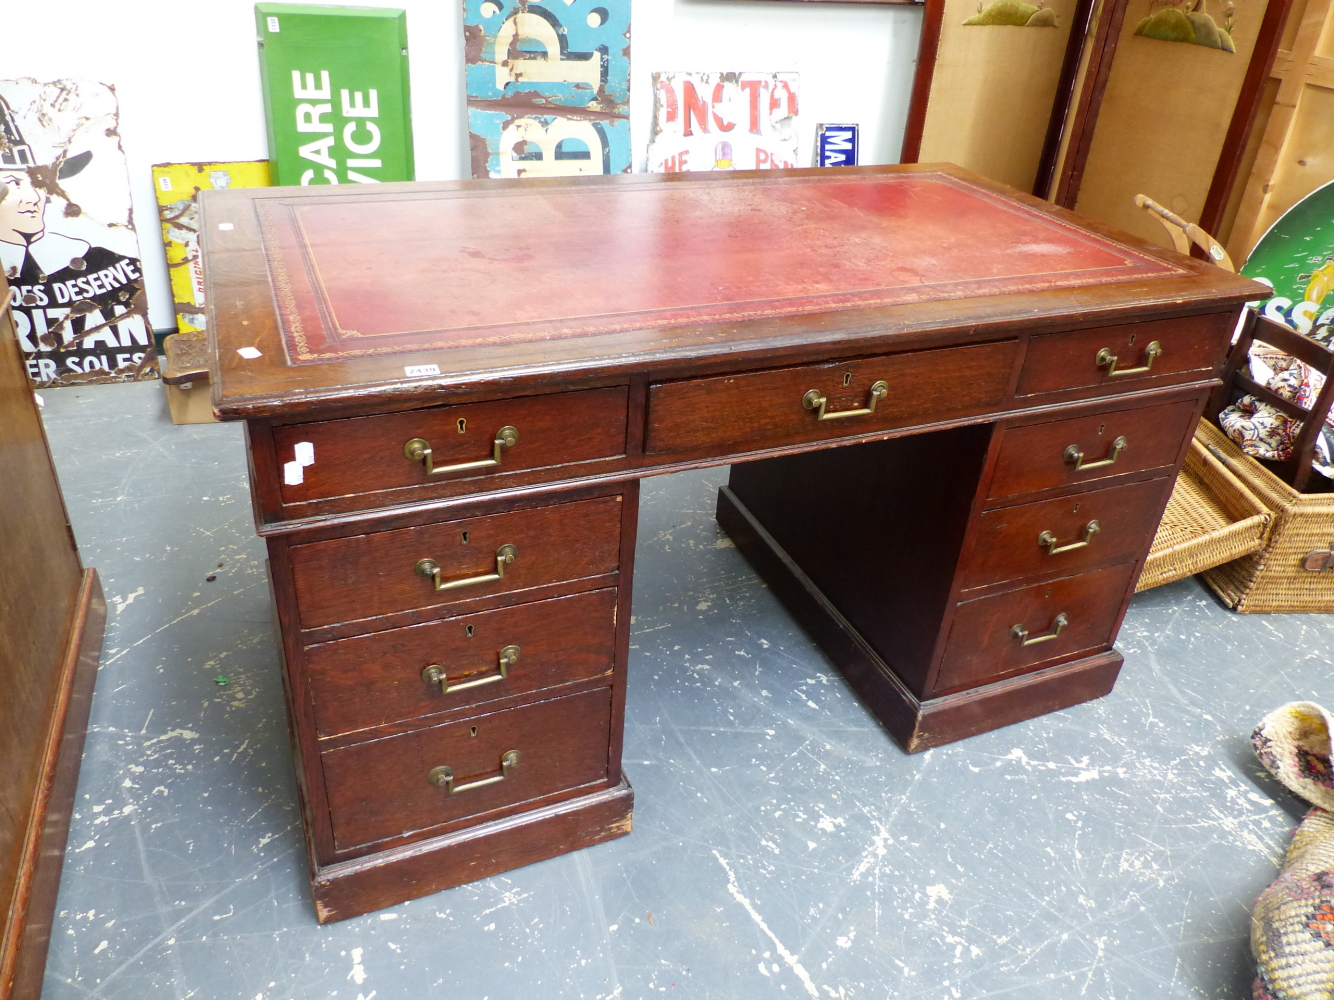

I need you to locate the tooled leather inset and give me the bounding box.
[256,171,1190,365]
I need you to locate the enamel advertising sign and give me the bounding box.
[256,4,414,186]
[648,72,800,174]
[0,78,156,388]
[1243,179,1334,343]
[152,161,271,336]
[464,0,631,178]
[816,123,858,168]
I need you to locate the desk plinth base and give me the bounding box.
[308,777,633,924]
[716,486,1122,752]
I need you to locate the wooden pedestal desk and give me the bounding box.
[201,165,1261,922]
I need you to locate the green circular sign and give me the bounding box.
[1242,180,1334,343]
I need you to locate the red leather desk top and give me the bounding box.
[255,171,1183,364]
[204,165,1264,419]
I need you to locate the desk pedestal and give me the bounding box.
[718,411,1175,750]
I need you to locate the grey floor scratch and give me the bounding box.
[36,380,1333,999]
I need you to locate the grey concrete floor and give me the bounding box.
[33,379,1333,1000]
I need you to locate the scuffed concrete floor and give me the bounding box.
[35,379,1333,1000]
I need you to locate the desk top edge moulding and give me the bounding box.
[201,164,1266,922]
[202,164,1261,422]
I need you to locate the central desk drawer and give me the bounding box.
[306,588,618,738]
[644,341,1017,460]
[270,387,628,508]
[935,562,1138,694]
[1017,313,1230,397]
[988,399,1198,501]
[288,494,624,630]
[322,686,613,851]
[960,477,1172,591]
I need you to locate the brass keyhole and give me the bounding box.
[461,530,470,544]
[470,726,478,737]
[1129,333,1137,346]
[1073,503,1080,513]
[1098,423,1105,435]
[1046,589,1053,598]
[465,624,474,638]
[457,417,467,434]
[842,372,853,387]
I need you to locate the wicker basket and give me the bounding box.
[1193,419,1334,612]
[1137,425,1273,592]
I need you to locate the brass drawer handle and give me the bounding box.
[404,426,518,476]
[802,380,889,421]
[1010,612,1069,646]
[1096,340,1161,377]
[423,645,520,694]
[1064,435,1126,471]
[1038,520,1100,555]
[428,750,520,795]
[415,544,518,591]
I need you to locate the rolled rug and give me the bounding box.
[1252,702,1334,999]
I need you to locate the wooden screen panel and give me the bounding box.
[1226,0,1334,259]
[1072,0,1280,247]
[909,0,1082,193]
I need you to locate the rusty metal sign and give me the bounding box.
[152,161,271,336]
[0,78,156,388]
[648,72,800,174]
[464,0,630,178]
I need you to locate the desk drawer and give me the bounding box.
[270,387,627,507]
[1017,313,1229,397]
[988,399,1197,501]
[322,687,613,851]
[935,562,1137,694]
[307,588,618,739]
[960,477,1172,591]
[644,341,1016,459]
[289,495,624,630]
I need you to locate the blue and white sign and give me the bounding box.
[816,124,858,168]
[463,0,631,178]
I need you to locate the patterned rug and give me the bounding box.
[1252,702,1334,999]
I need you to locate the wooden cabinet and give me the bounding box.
[201,164,1262,922]
[0,277,106,1000]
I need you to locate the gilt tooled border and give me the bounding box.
[256,201,312,364]
[259,171,1192,365]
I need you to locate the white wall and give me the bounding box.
[1,0,922,331]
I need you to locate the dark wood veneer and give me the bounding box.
[935,561,1140,694]
[646,340,1016,459]
[323,687,614,851]
[307,588,618,739]
[288,494,623,630]
[0,283,106,998]
[1016,313,1232,397]
[987,398,1200,500]
[960,476,1173,591]
[203,166,1261,921]
[270,386,628,511]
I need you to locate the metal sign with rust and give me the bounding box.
[153,161,271,337]
[647,72,800,174]
[464,0,631,178]
[0,78,156,388]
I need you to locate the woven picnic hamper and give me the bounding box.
[1197,419,1334,612]
[1136,426,1272,592]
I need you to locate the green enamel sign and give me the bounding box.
[255,3,414,187]
[1242,180,1334,342]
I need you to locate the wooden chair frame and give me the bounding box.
[1207,310,1334,492]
